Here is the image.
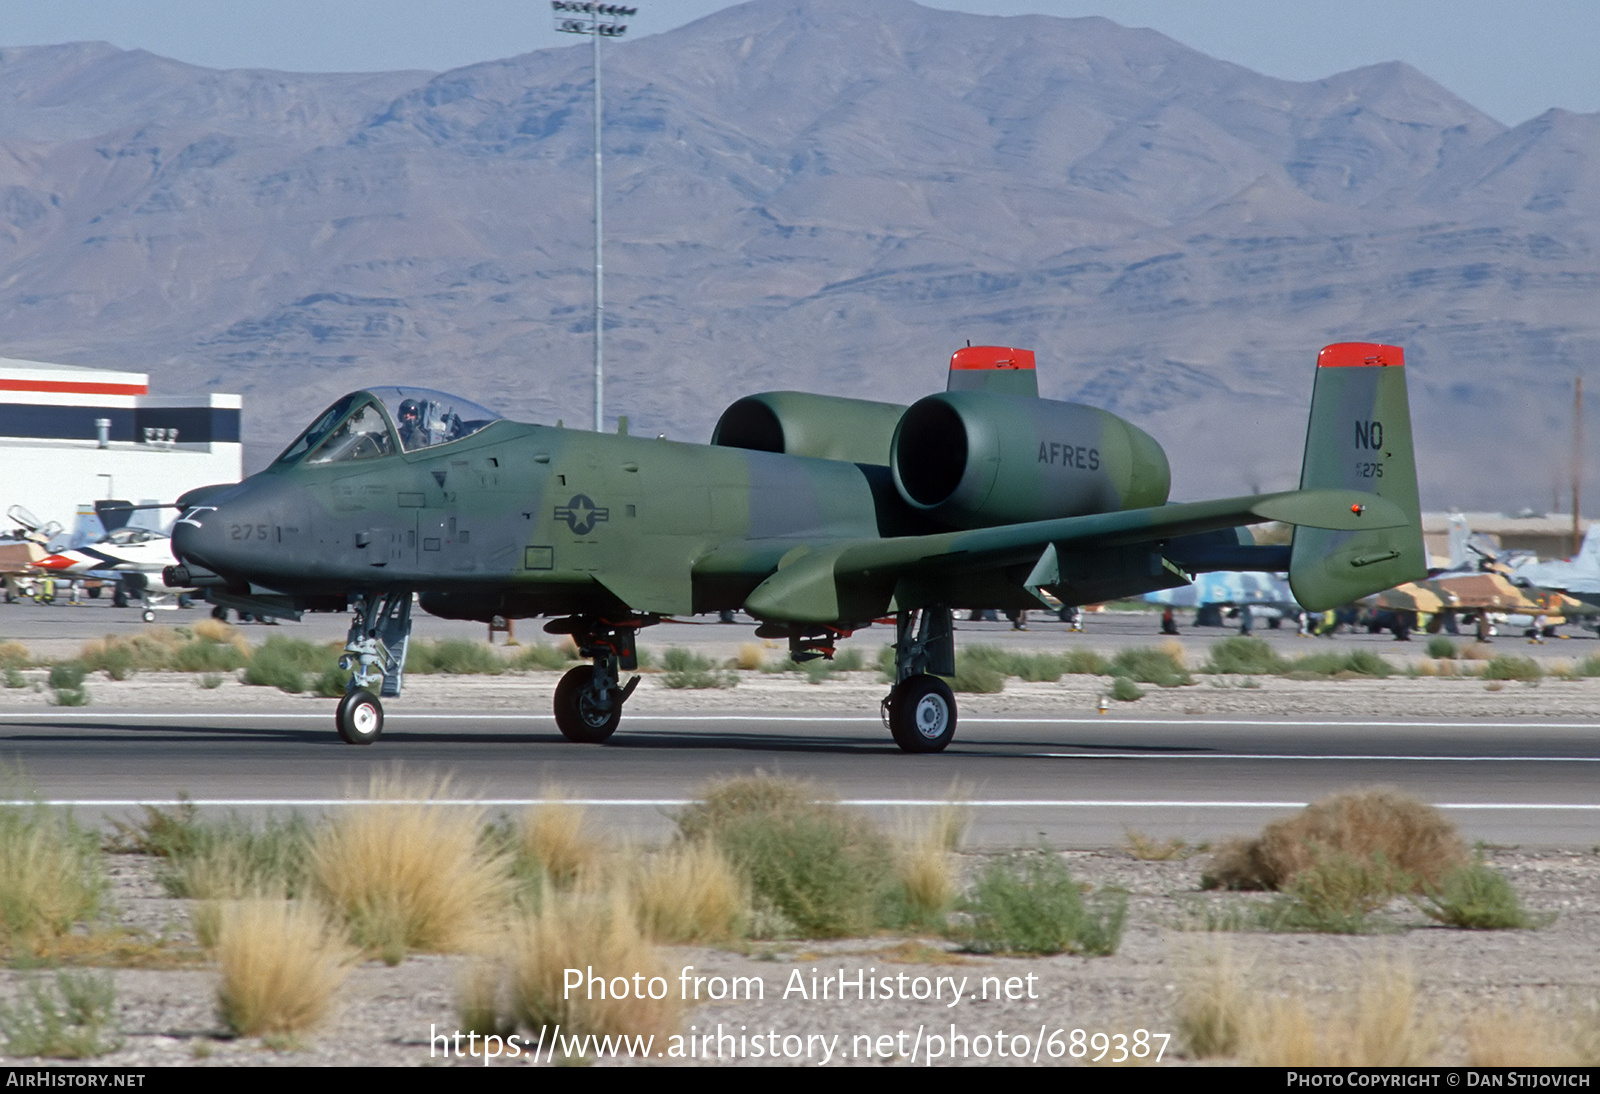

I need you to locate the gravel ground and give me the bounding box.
[0,845,1596,1067]
[2,647,1598,1067]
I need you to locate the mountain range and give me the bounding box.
[1,0,1595,509]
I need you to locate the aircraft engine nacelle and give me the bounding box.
[712,391,908,465]
[890,391,1172,528]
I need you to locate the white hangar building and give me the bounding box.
[0,356,241,537]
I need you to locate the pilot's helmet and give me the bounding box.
[398,399,421,424]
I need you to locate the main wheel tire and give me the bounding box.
[887,674,957,753]
[335,689,384,745]
[554,665,621,743]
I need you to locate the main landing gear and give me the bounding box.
[760,608,959,753]
[334,590,413,745]
[544,614,654,743]
[881,606,958,753]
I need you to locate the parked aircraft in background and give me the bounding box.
[34,501,188,620]
[1506,524,1600,608]
[1144,570,1304,629]
[164,343,1423,751]
[0,506,57,601]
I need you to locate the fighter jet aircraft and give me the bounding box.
[33,501,191,620]
[1506,523,1600,608]
[165,342,1424,751]
[1144,570,1304,629]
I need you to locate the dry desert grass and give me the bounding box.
[213,899,352,1037]
[309,771,511,962]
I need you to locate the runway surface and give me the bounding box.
[3,706,1595,847]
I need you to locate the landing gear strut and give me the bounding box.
[334,590,413,745]
[882,605,957,753]
[545,614,653,743]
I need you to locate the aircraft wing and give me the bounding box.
[742,487,1406,623]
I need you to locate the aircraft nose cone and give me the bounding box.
[170,482,252,575]
[36,553,75,571]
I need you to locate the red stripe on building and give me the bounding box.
[0,379,148,395]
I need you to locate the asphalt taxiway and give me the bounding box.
[3,706,1594,847]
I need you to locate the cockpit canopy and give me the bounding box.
[274,388,503,467]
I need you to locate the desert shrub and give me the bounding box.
[171,637,250,673]
[0,971,120,1058]
[518,797,601,888]
[310,774,512,961]
[676,775,892,938]
[1009,651,1066,682]
[1110,676,1145,701]
[311,667,353,697]
[1202,787,1466,893]
[1061,648,1113,675]
[1112,645,1192,686]
[158,813,313,901]
[502,890,680,1048]
[958,848,1126,955]
[880,802,970,931]
[214,899,352,1036]
[1125,830,1194,861]
[1177,944,1248,1058]
[950,650,1006,693]
[243,636,337,692]
[0,640,30,669]
[0,803,106,953]
[1273,848,1415,932]
[408,638,504,675]
[1238,959,1437,1066]
[509,642,578,671]
[76,639,137,680]
[1465,1002,1600,1066]
[1413,859,1551,929]
[1203,636,1288,675]
[831,647,865,672]
[1425,636,1458,659]
[660,647,736,689]
[106,797,199,858]
[47,662,85,687]
[47,662,88,706]
[629,841,748,944]
[1287,650,1394,678]
[1481,656,1543,681]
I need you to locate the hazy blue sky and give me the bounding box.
[3,1,1594,127]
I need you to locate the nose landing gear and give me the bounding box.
[336,688,384,745]
[333,590,413,745]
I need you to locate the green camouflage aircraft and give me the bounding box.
[166,342,1423,751]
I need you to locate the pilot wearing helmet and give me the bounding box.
[397,398,428,451]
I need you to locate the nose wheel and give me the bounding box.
[336,689,384,745]
[884,673,957,753]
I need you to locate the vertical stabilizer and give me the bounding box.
[946,346,1038,397]
[1289,343,1426,610]
[1446,513,1470,571]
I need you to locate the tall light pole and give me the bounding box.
[553,2,637,432]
